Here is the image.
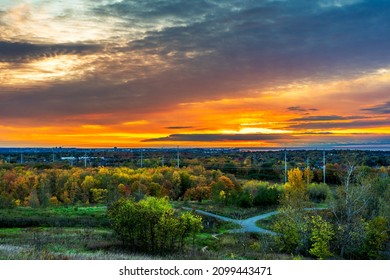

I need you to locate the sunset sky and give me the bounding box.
[0,0,389,148]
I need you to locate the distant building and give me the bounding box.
[61,157,76,161]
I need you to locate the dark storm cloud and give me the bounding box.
[0,41,101,62]
[143,133,291,142]
[299,132,334,135]
[3,0,390,122]
[94,0,214,20]
[290,115,368,121]
[362,101,390,114]
[122,0,390,82]
[165,126,194,129]
[288,119,390,130]
[0,81,166,122]
[287,107,319,112]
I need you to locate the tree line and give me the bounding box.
[273,164,389,259]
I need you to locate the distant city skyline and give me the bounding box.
[0,0,389,148]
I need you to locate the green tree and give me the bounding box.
[272,206,308,254]
[108,197,202,254]
[364,216,389,259]
[331,161,372,258]
[308,215,335,259]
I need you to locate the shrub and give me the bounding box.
[253,185,282,206]
[307,183,330,202]
[0,193,15,209]
[237,192,253,208]
[49,196,60,205]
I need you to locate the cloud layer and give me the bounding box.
[0,0,389,147]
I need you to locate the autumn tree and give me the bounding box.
[184,186,211,202]
[284,168,309,209]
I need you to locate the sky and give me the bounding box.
[0,0,389,148]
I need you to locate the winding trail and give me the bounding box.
[183,207,326,235]
[183,207,279,235]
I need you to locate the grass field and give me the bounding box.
[0,206,109,228]
[0,205,290,260]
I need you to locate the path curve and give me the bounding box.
[182,207,278,235]
[183,207,326,235]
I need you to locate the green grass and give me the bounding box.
[0,205,106,217]
[0,206,109,228]
[0,227,164,260]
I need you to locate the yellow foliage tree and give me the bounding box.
[303,167,314,185]
[49,196,60,205]
[284,168,308,208]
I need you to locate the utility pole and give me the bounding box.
[323,150,326,184]
[20,153,23,164]
[52,148,55,163]
[161,147,164,167]
[284,149,287,184]
[177,146,180,168]
[306,157,310,185]
[84,152,87,168]
[140,149,143,168]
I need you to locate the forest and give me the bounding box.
[0,151,389,260]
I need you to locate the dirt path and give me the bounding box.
[184,207,326,235]
[183,207,278,235]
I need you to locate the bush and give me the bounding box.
[237,192,253,208]
[253,185,282,206]
[0,193,15,209]
[307,183,330,203]
[242,180,269,196]
[108,197,203,254]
